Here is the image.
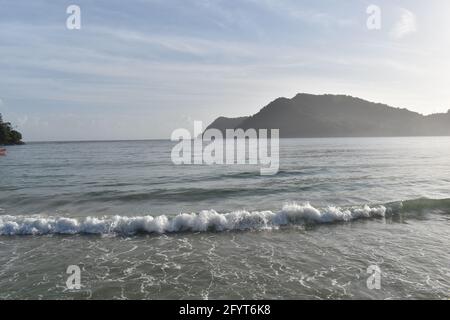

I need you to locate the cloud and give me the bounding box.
[17,115,28,127]
[249,0,355,28]
[390,9,417,39]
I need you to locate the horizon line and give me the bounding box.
[17,135,450,144]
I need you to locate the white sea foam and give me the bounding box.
[0,203,386,236]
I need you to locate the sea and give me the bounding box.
[0,137,449,299]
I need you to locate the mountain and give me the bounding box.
[205,93,450,137]
[205,116,249,134]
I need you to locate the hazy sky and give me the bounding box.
[1,0,450,141]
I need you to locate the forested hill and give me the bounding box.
[206,94,450,137]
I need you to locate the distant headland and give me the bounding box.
[0,113,24,145]
[206,94,450,138]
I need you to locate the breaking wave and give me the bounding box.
[0,203,386,236]
[0,198,448,236]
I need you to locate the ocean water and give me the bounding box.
[0,137,449,299]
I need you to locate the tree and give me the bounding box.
[0,113,24,145]
[9,130,22,143]
[0,113,7,144]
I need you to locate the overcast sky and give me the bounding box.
[1,0,450,141]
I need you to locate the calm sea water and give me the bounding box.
[0,137,449,299]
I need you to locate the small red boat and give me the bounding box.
[0,148,6,156]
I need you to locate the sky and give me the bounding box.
[1,0,450,141]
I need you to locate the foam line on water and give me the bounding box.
[0,203,387,236]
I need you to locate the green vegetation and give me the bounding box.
[207,94,450,137]
[0,113,24,145]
